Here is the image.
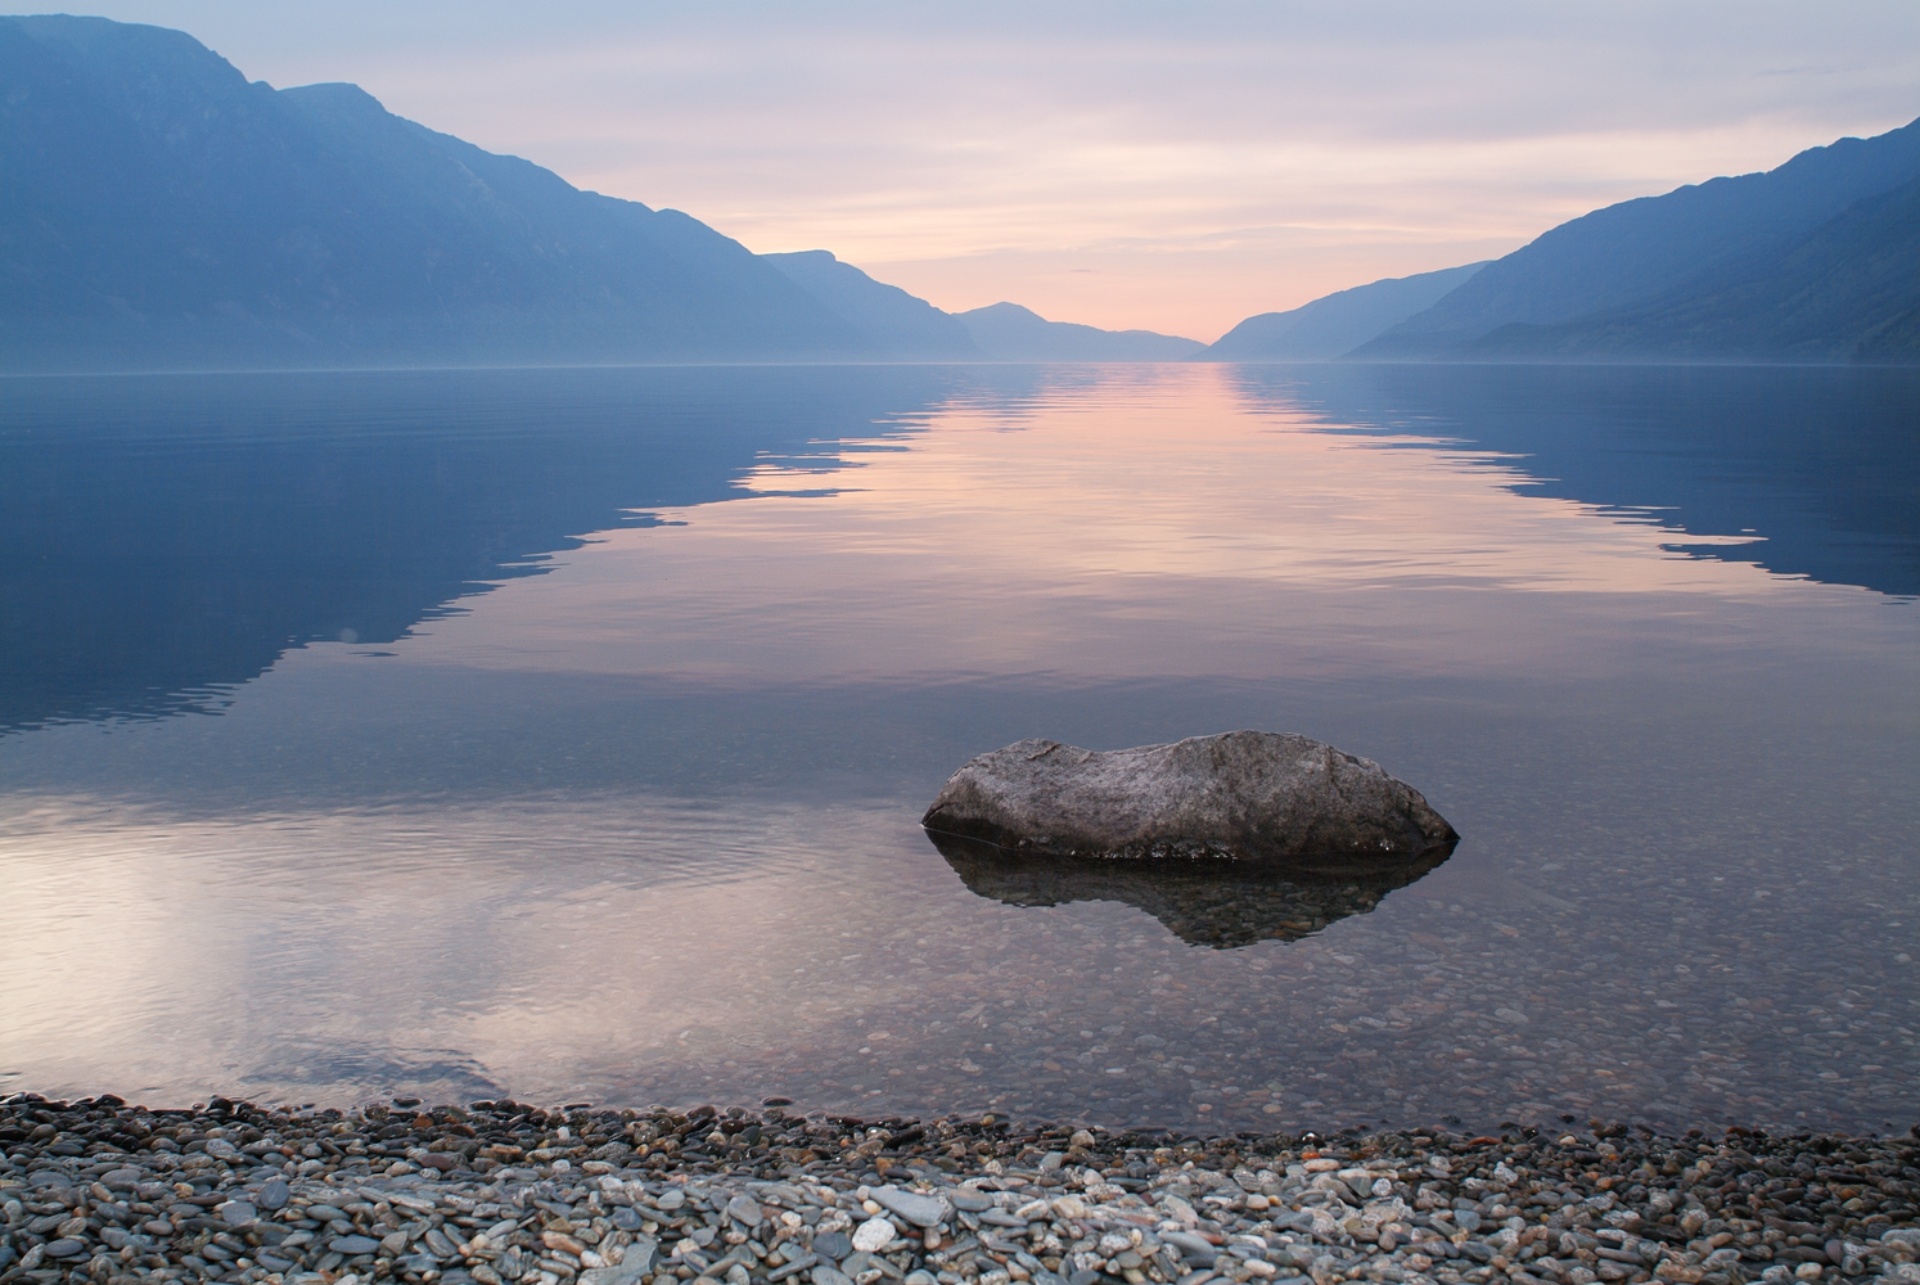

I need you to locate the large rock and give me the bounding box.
[921,731,1456,867]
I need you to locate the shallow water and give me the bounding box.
[2,362,1916,1135]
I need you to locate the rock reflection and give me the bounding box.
[929,831,1453,948]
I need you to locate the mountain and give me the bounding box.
[761,251,979,360]
[956,303,1204,361]
[761,265,1199,363]
[1465,177,1920,364]
[1353,116,1920,363]
[0,15,869,370]
[1198,263,1487,361]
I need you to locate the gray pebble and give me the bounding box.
[871,1184,949,1227]
[1162,1232,1217,1266]
[812,1229,853,1260]
[728,1193,766,1227]
[3,1095,1915,1285]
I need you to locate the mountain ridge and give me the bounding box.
[0,15,1207,369]
[1459,175,1920,364]
[0,16,870,368]
[6,15,1915,368]
[1351,116,1920,363]
[956,302,1203,361]
[761,250,980,360]
[1197,263,1487,362]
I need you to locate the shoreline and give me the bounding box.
[2,1096,1915,1285]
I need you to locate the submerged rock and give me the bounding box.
[922,730,1456,867]
[931,830,1450,947]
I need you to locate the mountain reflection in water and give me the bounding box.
[1232,363,1920,599]
[929,831,1454,948]
[0,365,988,731]
[5,363,1915,735]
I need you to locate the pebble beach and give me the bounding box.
[2,1096,1915,1285]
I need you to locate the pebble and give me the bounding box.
[871,1184,949,1227]
[0,1093,1915,1285]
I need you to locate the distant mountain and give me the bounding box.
[0,16,869,370]
[956,303,1204,361]
[759,269,1196,363]
[762,251,979,360]
[1354,116,1920,363]
[1198,263,1487,361]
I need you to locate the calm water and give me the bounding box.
[2,362,1917,1136]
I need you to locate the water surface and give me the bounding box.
[2,362,1916,1135]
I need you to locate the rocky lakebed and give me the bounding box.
[1,1095,1915,1285]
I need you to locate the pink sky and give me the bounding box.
[40,0,1920,340]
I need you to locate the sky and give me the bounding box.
[27,1,1920,340]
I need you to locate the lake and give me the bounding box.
[2,361,1916,1137]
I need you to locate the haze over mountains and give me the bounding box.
[0,16,1191,370]
[1,14,1915,368]
[761,251,977,361]
[955,304,1203,361]
[0,17,864,367]
[1346,119,1920,364]
[1198,264,1487,362]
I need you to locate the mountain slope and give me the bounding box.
[0,16,867,369]
[1467,177,1920,363]
[1198,263,1487,361]
[762,251,979,360]
[956,303,1203,361]
[1354,116,1920,361]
